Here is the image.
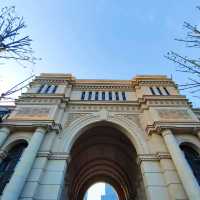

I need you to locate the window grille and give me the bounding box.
[0,142,28,194]
[180,145,200,185]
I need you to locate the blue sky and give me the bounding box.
[0,0,200,107]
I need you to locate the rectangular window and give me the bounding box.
[163,87,170,95]
[150,87,156,95]
[88,91,92,100]
[81,91,85,100]
[157,87,163,95]
[122,92,126,101]
[102,92,105,100]
[37,85,44,93]
[95,92,99,100]
[52,85,57,93]
[45,85,51,93]
[115,92,119,100]
[109,92,112,100]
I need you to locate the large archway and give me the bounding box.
[65,122,146,200]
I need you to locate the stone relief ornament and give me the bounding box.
[157,109,192,120]
[64,113,90,128]
[9,107,51,120]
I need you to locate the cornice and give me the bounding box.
[138,95,191,111]
[137,152,171,165]
[0,120,62,133]
[146,121,200,135]
[37,151,70,161]
[132,75,177,88]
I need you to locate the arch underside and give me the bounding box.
[66,124,145,200]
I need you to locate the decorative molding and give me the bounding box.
[157,109,191,120]
[114,114,141,128]
[146,121,200,135]
[37,151,70,160]
[137,152,171,165]
[0,120,61,133]
[64,113,91,128]
[9,106,51,120]
[69,104,139,112]
[16,97,62,105]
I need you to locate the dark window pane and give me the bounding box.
[102,92,105,100]
[157,87,163,95]
[88,92,92,100]
[37,85,44,93]
[163,87,170,95]
[180,145,200,185]
[52,85,57,93]
[81,91,85,100]
[95,92,99,100]
[150,87,156,95]
[0,142,28,195]
[122,92,126,101]
[109,92,112,100]
[45,85,51,93]
[115,92,119,100]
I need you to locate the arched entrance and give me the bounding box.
[66,122,146,200]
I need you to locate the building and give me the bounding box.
[0,73,200,200]
[101,184,118,200]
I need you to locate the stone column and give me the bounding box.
[162,129,200,200]
[0,127,10,148]
[20,130,57,199]
[197,130,200,140]
[2,127,46,200]
[139,155,170,200]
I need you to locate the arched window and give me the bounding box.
[0,142,28,194]
[180,144,200,185]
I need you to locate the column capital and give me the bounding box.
[0,127,10,134]
[196,130,200,138]
[35,127,46,134]
[0,149,7,159]
[161,129,173,137]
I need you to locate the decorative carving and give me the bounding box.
[69,105,139,112]
[115,114,141,127]
[157,109,192,120]
[9,107,51,120]
[64,113,90,128]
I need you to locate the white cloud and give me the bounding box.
[87,182,105,200]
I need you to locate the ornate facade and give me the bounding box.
[0,73,200,200]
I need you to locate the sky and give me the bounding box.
[85,182,105,200]
[0,0,200,107]
[0,0,199,197]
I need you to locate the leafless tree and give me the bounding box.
[165,6,200,96]
[0,6,37,64]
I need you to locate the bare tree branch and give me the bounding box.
[0,6,38,64]
[165,6,200,97]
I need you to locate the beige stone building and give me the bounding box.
[0,73,200,200]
